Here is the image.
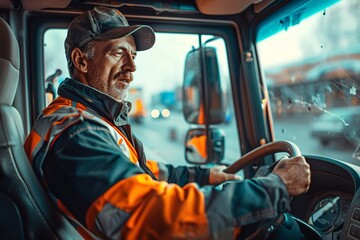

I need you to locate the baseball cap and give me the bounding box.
[65,6,155,64]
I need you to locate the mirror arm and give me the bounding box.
[198,34,212,162]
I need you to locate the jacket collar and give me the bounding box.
[58,78,132,126]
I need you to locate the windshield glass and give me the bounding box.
[43,30,240,167]
[256,0,360,165]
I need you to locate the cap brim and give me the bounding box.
[94,25,155,51]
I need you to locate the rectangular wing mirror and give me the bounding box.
[185,127,225,164]
[182,45,227,125]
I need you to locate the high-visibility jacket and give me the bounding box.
[24,78,290,240]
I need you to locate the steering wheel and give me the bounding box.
[223,140,301,174]
[223,141,306,239]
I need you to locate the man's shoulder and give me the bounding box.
[63,120,111,138]
[53,120,116,150]
[33,97,104,135]
[43,97,75,115]
[33,96,118,143]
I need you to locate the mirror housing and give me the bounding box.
[185,127,225,164]
[182,46,226,125]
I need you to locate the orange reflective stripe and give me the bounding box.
[145,160,159,179]
[43,97,72,115]
[75,101,88,111]
[23,130,41,163]
[86,174,209,239]
[128,149,138,164]
[100,116,139,164]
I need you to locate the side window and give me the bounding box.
[43,30,241,166]
[256,0,360,164]
[43,29,68,106]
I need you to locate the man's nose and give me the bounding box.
[121,53,136,72]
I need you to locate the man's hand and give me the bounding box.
[273,156,311,196]
[209,165,241,185]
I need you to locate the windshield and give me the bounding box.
[256,0,360,165]
[43,30,240,167]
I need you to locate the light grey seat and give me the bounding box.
[0,16,83,240]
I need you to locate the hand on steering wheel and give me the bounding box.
[223,141,311,240]
[224,140,311,196]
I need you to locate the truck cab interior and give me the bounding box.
[0,0,360,239]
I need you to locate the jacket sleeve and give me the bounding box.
[146,160,211,187]
[44,120,290,239]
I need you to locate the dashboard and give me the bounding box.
[289,155,360,240]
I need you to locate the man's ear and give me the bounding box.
[71,48,88,73]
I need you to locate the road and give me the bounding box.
[131,115,189,166]
[131,111,241,167]
[130,112,360,167]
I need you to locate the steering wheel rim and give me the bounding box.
[224,140,301,174]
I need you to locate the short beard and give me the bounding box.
[117,88,129,101]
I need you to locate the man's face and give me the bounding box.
[84,35,137,101]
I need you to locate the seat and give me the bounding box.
[0,17,83,239]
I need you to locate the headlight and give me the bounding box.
[161,109,170,118]
[151,109,160,118]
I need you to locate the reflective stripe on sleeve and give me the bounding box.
[145,160,160,179]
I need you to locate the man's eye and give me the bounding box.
[114,50,124,56]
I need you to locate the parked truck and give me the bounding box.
[127,87,146,124]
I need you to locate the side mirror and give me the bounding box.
[182,46,226,124]
[185,128,225,164]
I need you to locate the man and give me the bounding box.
[24,6,311,239]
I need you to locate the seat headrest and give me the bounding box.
[0,17,20,105]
